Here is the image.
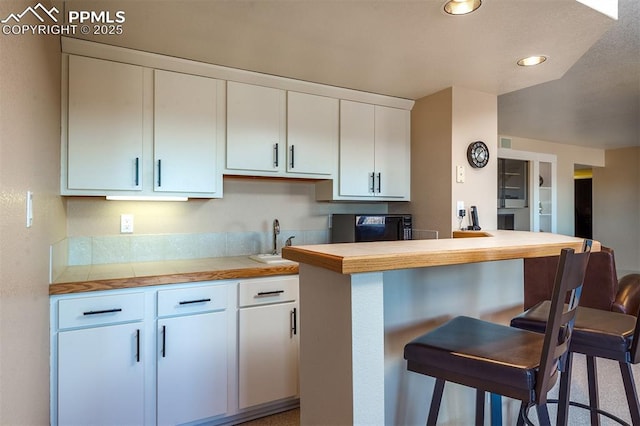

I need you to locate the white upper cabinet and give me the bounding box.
[339,101,376,197]
[226,82,339,178]
[61,40,413,199]
[63,55,223,198]
[226,81,286,173]
[329,100,410,200]
[67,55,144,191]
[154,70,220,194]
[373,105,411,198]
[286,91,338,176]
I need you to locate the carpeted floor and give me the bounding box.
[237,408,299,426]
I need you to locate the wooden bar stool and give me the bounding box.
[404,245,591,425]
[511,273,640,426]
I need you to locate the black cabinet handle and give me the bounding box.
[256,290,285,297]
[274,143,279,167]
[157,159,162,187]
[134,157,139,186]
[369,173,375,193]
[291,307,297,336]
[83,308,122,316]
[178,298,211,305]
[161,325,166,358]
[290,145,295,169]
[135,329,140,363]
[377,172,382,193]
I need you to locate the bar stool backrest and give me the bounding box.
[536,245,591,403]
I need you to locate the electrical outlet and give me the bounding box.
[120,214,134,234]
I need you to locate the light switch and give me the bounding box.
[120,214,134,233]
[456,165,465,183]
[26,191,33,228]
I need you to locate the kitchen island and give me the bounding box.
[282,230,596,425]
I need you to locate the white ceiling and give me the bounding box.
[62,0,638,150]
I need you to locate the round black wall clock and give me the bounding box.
[467,141,489,168]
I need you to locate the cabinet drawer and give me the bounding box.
[239,276,298,307]
[58,292,144,330]
[157,284,228,317]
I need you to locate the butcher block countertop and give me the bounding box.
[50,256,298,295]
[281,230,598,275]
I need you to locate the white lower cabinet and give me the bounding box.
[55,292,145,426]
[58,322,145,425]
[156,285,229,425]
[238,276,299,409]
[51,276,299,426]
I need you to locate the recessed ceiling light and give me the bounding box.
[443,0,482,15]
[517,56,548,67]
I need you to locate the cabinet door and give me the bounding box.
[157,312,228,425]
[287,91,338,175]
[339,100,376,197]
[154,70,219,194]
[67,55,143,191]
[374,105,410,198]
[238,301,298,409]
[58,323,144,425]
[227,81,285,173]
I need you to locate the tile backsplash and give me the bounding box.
[63,229,328,266]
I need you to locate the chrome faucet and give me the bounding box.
[272,219,280,254]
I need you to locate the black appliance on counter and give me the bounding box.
[330,214,412,243]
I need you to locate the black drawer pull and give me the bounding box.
[178,298,211,305]
[83,308,122,316]
[256,290,285,297]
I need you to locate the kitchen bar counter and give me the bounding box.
[282,230,597,274]
[281,230,596,425]
[50,256,298,295]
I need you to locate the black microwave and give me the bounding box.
[330,214,412,243]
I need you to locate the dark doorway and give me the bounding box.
[575,178,592,238]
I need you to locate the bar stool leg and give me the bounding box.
[427,378,445,426]
[619,362,640,425]
[535,404,551,426]
[490,393,503,426]
[475,390,485,425]
[557,352,574,426]
[586,355,601,426]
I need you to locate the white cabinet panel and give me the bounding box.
[58,322,144,426]
[374,105,410,198]
[154,70,219,194]
[339,100,376,197]
[157,311,228,425]
[287,91,338,175]
[67,55,143,191]
[226,81,285,173]
[238,301,298,409]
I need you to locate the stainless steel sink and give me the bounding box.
[248,254,293,264]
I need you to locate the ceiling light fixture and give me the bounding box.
[443,0,482,15]
[517,55,548,67]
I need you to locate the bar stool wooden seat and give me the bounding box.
[404,245,591,425]
[511,273,640,426]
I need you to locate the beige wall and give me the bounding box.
[65,177,388,237]
[451,87,498,231]
[406,87,497,237]
[593,147,640,273]
[503,135,605,236]
[404,88,452,234]
[0,2,66,423]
